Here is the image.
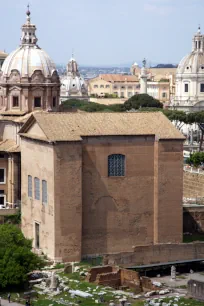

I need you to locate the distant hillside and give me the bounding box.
[151,64,178,68]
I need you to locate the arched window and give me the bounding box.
[108,154,125,177]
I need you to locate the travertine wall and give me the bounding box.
[183,171,204,198]
[21,138,56,259]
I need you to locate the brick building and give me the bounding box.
[19,112,184,262]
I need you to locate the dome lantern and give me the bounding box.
[21,4,38,46]
[192,26,204,52]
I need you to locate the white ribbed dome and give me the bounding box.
[177,52,204,74]
[60,56,88,99]
[177,27,204,75]
[1,7,57,80]
[1,45,56,78]
[61,75,87,95]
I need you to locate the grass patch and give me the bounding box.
[177,275,187,279]
[53,263,65,269]
[183,234,204,243]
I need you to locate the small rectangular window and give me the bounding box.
[108,154,125,177]
[28,175,32,198]
[100,85,104,88]
[34,177,40,200]
[201,84,204,92]
[0,168,6,184]
[34,97,41,108]
[162,92,166,98]
[35,223,40,249]
[184,84,189,92]
[42,180,47,204]
[13,96,19,107]
[94,85,98,88]
[105,85,110,88]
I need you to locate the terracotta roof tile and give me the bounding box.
[21,112,185,142]
[99,74,138,83]
[0,139,20,152]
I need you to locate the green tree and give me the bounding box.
[186,152,204,167]
[0,224,44,288]
[124,93,163,111]
[61,99,89,110]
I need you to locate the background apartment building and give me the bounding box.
[88,74,170,103]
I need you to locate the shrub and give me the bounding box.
[0,224,44,288]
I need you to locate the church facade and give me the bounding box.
[0,8,60,208]
[171,27,204,112]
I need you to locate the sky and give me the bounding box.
[1,0,204,66]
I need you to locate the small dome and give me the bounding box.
[177,26,204,75]
[177,52,204,74]
[60,56,88,99]
[1,46,56,78]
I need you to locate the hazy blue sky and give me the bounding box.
[1,0,204,66]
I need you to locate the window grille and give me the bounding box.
[42,180,47,204]
[108,154,125,177]
[28,175,32,197]
[34,177,40,200]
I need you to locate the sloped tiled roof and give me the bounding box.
[99,74,138,82]
[0,139,20,152]
[19,112,185,142]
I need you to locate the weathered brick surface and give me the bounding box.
[21,134,183,262]
[86,265,141,292]
[86,266,113,282]
[104,243,204,267]
[96,270,121,288]
[54,142,82,262]
[21,138,56,259]
[154,141,183,243]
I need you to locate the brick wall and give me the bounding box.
[104,243,204,267]
[54,142,82,262]
[96,270,121,288]
[86,266,141,292]
[86,266,113,282]
[120,269,141,292]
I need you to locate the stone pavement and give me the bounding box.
[0,299,24,306]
